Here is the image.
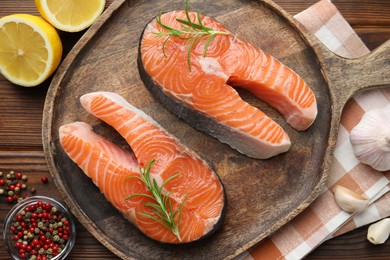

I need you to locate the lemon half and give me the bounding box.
[0,14,62,87]
[35,0,106,32]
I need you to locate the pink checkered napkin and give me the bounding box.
[240,0,390,259]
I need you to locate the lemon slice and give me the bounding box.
[0,14,62,87]
[35,0,106,32]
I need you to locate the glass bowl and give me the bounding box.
[3,196,76,260]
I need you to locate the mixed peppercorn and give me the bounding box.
[0,171,49,204]
[9,200,71,260]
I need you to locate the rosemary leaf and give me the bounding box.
[203,34,216,57]
[153,0,229,71]
[125,159,186,241]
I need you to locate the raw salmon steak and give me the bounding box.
[59,93,225,244]
[138,10,318,159]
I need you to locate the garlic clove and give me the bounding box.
[350,105,390,171]
[333,185,369,213]
[367,218,390,245]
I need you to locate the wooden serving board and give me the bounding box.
[42,0,390,259]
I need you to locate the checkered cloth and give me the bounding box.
[240,0,390,259]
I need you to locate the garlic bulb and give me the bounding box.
[367,218,390,245]
[350,105,390,171]
[333,185,369,213]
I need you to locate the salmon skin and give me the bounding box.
[59,92,225,244]
[138,11,317,159]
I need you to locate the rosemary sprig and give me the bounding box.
[154,0,230,71]
[125,159,187,241]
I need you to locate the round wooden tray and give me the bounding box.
[42,0,390,259]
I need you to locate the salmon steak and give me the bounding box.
[138,10,317,159]
[59,92,225,243]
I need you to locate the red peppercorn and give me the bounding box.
[15,242,22,248]
[31,249,37,255]
[7,196,14,203]
[63,234,69,240]
[19,252,26,259]
[41,176,48,183]
[43,203,51,210]
[16,214,23,221]
[0,179,5,186]
[41,212,48,219]
[13,234,19,241]
[15,172,22,179]
[64,220,69,226]
[9,184,15,191]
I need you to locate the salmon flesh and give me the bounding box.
[139,11,318,159]
[59,92,225,243]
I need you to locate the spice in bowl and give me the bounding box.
[3,196,76,259]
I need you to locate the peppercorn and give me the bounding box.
[52,235,60,242]
[41,177,48,184]
[30,188,36,194]
[22,175,27,181]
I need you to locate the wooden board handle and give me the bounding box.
[314,39,390,112]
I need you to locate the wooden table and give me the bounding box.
[0,0,389,259]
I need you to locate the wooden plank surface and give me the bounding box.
[0,0,389,259]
